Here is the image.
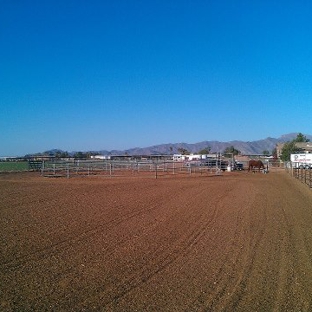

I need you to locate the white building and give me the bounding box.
[172,154,218,161]
[90,155,111,160]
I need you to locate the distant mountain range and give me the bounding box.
[95,133,312,156]
[36,133,312,157]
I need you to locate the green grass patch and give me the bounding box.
[0,161,29,172]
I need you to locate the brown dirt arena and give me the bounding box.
[1,170,312,311]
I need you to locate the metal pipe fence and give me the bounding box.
[40,159,230,179]
[285,163,312,189]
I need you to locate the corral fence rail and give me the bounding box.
[285,162,312,189]
[0,158,286,177]
[40,159,233,179]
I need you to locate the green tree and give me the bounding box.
[74,152,86,159]
[198,147,211,154]
[271,147,277,159]
[178,148,189,155]
[280,141,296,161]
[294,132,309,143]
[223,146,240,156]
[55,151,69,159]
[262,150,270,156]
[280,133,309,161]
[60,151,69,158]
[85,152,92,159]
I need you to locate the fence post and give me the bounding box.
[41,160,45,176]
[305,169,307,185]
[155,160,158,179]
[67,163,69,179]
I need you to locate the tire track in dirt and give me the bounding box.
[221,192,269,311]
[2,179,221,311]
[206,172,312,312]
[86,178,252,311]
[183,180,263,312]
[274,205,300,311]
[78,187,224,310]
[99,177,257,312]
[273,190,312,311]
[3,172,312,311]
[0,201,162,270]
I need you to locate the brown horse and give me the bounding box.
[248,160,265,172]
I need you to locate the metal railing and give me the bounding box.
[39,159,233,179]
[286,162,312,189]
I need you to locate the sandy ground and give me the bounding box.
[1,170,312,311]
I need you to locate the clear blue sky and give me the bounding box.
[1,0,312,156]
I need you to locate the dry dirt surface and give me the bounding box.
[1,170,312,311]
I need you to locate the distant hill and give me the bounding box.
[39,133,312,157]
[98,133,312,156]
